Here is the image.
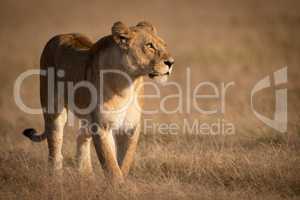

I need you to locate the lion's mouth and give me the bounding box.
[149,71,170,78]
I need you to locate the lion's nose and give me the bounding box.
[164,57,174,69]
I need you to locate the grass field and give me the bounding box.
[0,0,300,199]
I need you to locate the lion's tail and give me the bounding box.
[23,128,47,142]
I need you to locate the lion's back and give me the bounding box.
[40,33,93,68]
[39,33,94,110]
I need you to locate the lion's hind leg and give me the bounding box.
[76,127,93,176]
[45,108,67,176]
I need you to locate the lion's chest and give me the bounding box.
[99,93,141,131]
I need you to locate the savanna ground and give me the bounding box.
[1,0,300,199]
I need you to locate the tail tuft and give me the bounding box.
[23,128,37,139]
[23,128,47,142]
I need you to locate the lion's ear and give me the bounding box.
[112,21,133,49]
[136,21,157,34]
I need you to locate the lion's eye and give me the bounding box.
[146,43,155,50]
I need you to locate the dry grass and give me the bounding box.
[1,133,300,199]
[1,0,300,199]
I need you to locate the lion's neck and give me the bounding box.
[92,37,141,97]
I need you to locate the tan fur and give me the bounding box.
[24,22,174,183]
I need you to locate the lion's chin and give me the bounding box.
[149,74,169,84]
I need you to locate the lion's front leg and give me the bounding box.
[116,124,140,177]
[92,126,124,183]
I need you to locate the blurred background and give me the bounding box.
[0,0,300,199]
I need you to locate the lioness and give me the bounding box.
[23,21,174,182]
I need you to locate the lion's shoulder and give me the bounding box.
[89,35,115,55]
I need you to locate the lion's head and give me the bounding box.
[112,21,174,83]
